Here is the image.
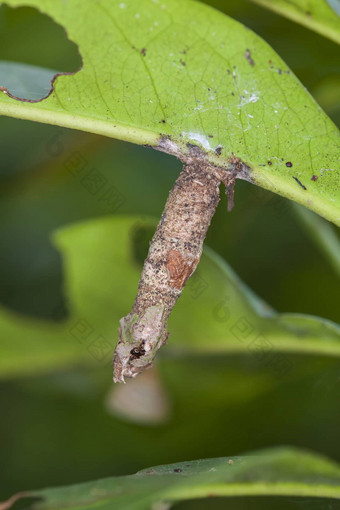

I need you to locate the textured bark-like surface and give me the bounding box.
[113,160,232,382]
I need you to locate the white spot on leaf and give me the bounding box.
[182,131,212,151]
[238,92,260,106]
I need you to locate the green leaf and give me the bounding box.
[249,0,340,44]
[0,216,339,379]
[0,0,339,224]
[2,448,340,509]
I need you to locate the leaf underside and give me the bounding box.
[2,448,340,510]
[0,0,339,224]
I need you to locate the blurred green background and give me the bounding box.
[0,0,339,508]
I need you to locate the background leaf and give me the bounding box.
[292,203,340,276]
[249,0,340,44]
[1,216,339,379]
[0,0,339,223]
[0,61,59,101]
[3,448,340,510]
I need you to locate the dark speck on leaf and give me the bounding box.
[293,176,307,190]
[267,161,272,165]
[278,69,282,75]
[180,59,186,66]
[208,134,213,138]
[141,48,147,56]
[174,468,182,473]
[215,146,222,155]
[231,92,235,96]
[286,161,293,167]
[311,175,318,181]
[161,119,166,124]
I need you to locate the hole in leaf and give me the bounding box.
[130,223,155,267]
[326,0,340,16]
[0,5,81,101]
[0,233,69,322]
